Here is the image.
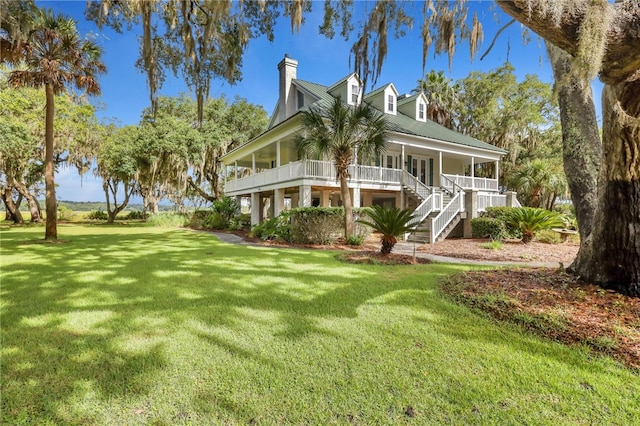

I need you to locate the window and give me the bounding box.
[387,94,394,112]
[418,102,425,120]
[386,155,393,169]
[297,90,304,108]
[351,84,359,104]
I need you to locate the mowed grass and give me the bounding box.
[1,224,638,425]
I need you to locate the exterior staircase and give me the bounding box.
[402,171,466,244]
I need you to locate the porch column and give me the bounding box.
[438,151,443,186]
[264,196,272,219]
[471,156,475,189]
[362,191,373,207]
[495,160,500,187]
[320,190,330,207]
[234,161,238,180]
[276,141,281,167]
[251,153,256,174]
[401,145,405,171]
[299,185,312,207]
[274,188,285,216]
[351,186,361,208]
[463,189,479,238]
[505,191,518,207]
[291,192,299,208]
[250,192,261,225]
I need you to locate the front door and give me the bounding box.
[410,155,432,186]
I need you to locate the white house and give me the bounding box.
[220,55,519,243]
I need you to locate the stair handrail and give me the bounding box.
[402,170,432,201]
[440,173,464,195]
[430,190,465,243]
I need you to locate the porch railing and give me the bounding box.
[225,159,405,193]
[402,170,432,200]
[478,193,507,211]
[442,174,498,191]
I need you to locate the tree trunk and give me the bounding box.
[579,82,640,297]
[103,179,133,223]
[13,179,43,222]
[339,173,354,239]
[546,43,601,274]
[44,83,57,239]
[2,187,23,224]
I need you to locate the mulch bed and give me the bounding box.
[440,268,640,370]
[335,251,431,265]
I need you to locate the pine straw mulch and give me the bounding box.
[440,268,640,371]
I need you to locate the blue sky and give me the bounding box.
[39,0,595,202]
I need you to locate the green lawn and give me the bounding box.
[1,224,638,425]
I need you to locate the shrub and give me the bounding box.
[481,240,503,250]
[189,210,211,228]
[471,217,508,241]
[289,207,343,244]
[146,212,189,227]
[87,210,108,221]
[250,212,292,241]
[483,206,515,220]
[357,205,416,254]
[125,210,145,220]
[213,197,240,226]
[535,229,562,244]
[505,207,565,244]
[203,212,228,230]
[346,234,366,246]
[57,205,74,221]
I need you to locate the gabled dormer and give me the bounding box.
[328,73,362,105]
[364,83,399,115]
[398,92,429,122]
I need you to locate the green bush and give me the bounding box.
[146,212,189,227]
[345,234,366,246]
[57,205,74,221]
[125,210,145,220]
[250,211,292,241]
[483,206,515,220]
[505,207,565,244]
[87,210,108,221]
[471,217,508,241]
[357,205,416,254]
[189,210,211,228]
[289,207,343,245]
[535,229,562,244]
[203,212,228,230]
[213,197,240,226]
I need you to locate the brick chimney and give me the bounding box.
[277,54,298,123]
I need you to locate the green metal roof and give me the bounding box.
[270,78,506,155]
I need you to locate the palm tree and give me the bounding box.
[295,97,389,239]
[510,159,566,209]
[357,205,416,254]
[413,70,459,129]
[505,207,565,244]
[8,9,106,239]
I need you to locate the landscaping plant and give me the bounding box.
[357,205,415,254]
[505,207,565,244]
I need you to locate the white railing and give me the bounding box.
[478,193,506,211]
[402,170,432,201]
[440,173,465,195]
[442,174,499,191]
[430,191,465,243]
[226,160,406,193]
[514,197,522,208]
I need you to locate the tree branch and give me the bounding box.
[480,18,515,61]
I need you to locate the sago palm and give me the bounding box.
[8,9,106,239]
[505,207,565,244]
[357,205,416,254]
[295,97,389,239]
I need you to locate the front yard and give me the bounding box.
[1,224,638,424]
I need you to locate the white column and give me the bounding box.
[234,161,238,180]
[438,151,443,185]
[251,153,256,173]
[299,185,312,207]
[276,141,281,167]
[352,186,361,208]
[250,192,260,225]
[274,188,285,216]
[401,145,405,171]
[495,160,500,189]
[471,156,475,188]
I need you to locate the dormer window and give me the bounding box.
[418,102,425,120]
[351,84,359,104]
[387,94,395,112]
